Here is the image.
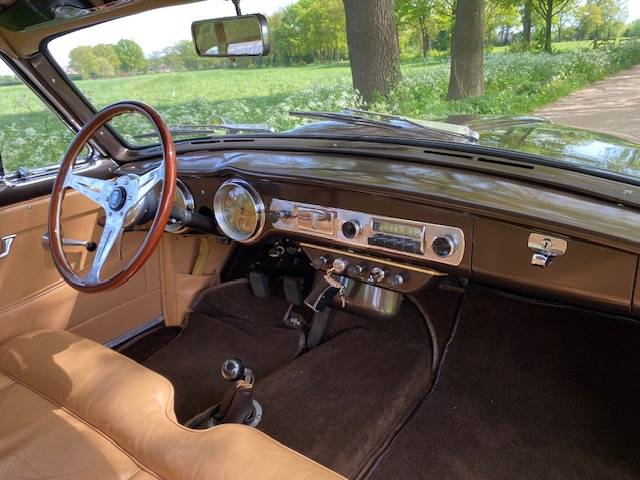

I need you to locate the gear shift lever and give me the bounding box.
[221,358,245,381]
[187,358,262,429]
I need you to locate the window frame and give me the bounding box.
[0,52,93,182]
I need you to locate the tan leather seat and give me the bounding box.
[0,329,345,480]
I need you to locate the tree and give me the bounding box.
[343,0,401,103]
[521,0,533,48]
[69,46,98,79]
[485,0,520,45]
[577,0,626,40]
[396,0,437,57]
[447,0,485,100]
[92,44,119,77]
[626,18,640,37]
[269,0,346,65]
[115,39,147,74]
[533,0,573,52]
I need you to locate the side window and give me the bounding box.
[0,57,81,176]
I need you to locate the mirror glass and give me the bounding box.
[192,14,269,57]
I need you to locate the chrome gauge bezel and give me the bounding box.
[213,179,266,243]
[165,179,195,234]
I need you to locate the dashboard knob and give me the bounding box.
[341,220,361,239]
[332,258,347,274]
[432,236,456,257]
[368,267,386,284]
[387,274,404,289]
[347,264,364,277]
[312,255,329,269]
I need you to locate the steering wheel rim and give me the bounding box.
[48,101,177,293]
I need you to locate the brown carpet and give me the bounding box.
[368,286,640,480]
[256,303,434,479]
[142,281,304,422]
[117,326,182,363]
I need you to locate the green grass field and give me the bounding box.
[2,40,640,173]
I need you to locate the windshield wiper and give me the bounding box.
[289,109,480,143]
[134,122,275,140]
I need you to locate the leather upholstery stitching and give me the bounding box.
[0,370,161,480]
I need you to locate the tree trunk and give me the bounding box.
[447,0,485,100]
[522,0,532,48]
[343,0,401,103]
[544,1,553,53]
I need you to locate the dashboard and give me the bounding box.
[119,149,640,317]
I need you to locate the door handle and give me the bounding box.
[0,234,16,260]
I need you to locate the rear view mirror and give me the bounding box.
[192,14,269,57]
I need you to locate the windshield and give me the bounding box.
[46,0,640,179]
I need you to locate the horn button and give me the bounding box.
[108,186,127,211]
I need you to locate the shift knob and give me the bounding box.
[221,358,245,381]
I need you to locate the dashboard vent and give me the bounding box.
[476,157,534,169]
[423,149,473,161]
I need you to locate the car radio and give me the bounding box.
[269,199,465,266]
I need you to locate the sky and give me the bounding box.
[1,0,640,76]
[1,0,294,74]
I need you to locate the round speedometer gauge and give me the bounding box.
[213,179,265,242]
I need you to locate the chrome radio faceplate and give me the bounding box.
[270,199,465,266]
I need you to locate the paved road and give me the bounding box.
[535,63,640,143]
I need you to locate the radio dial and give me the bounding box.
[341,220,361,239]
[432,236,456,257]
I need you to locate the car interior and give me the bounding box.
[0,1,639,479]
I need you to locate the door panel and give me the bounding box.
[0,191,161,344]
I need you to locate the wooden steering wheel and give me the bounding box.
[48,101,177,293]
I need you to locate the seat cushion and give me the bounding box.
[0,329,344,480]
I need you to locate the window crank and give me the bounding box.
[42,233,97,252]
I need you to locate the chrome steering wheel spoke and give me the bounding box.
[88,213,124,282]
[65,172,113,209]
[135,166,164,203]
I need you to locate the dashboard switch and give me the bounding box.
[341,220,361,239]
[312,255,329,269]
[387,274,405,289]
[347,264,364,278]
[332,258,347,274]
[368,267,386,284]
[432,236,456,257]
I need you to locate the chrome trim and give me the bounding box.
[0,235,16,260]
[337,276,403,319]
[272,199,465,266]
[166,179,195,234]
[104,315,164,349]
[214,179,266,243]
[299,242,446,277]
[528,233,567,268]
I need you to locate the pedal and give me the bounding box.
[283,276,304,306]
[248,270,269,299]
